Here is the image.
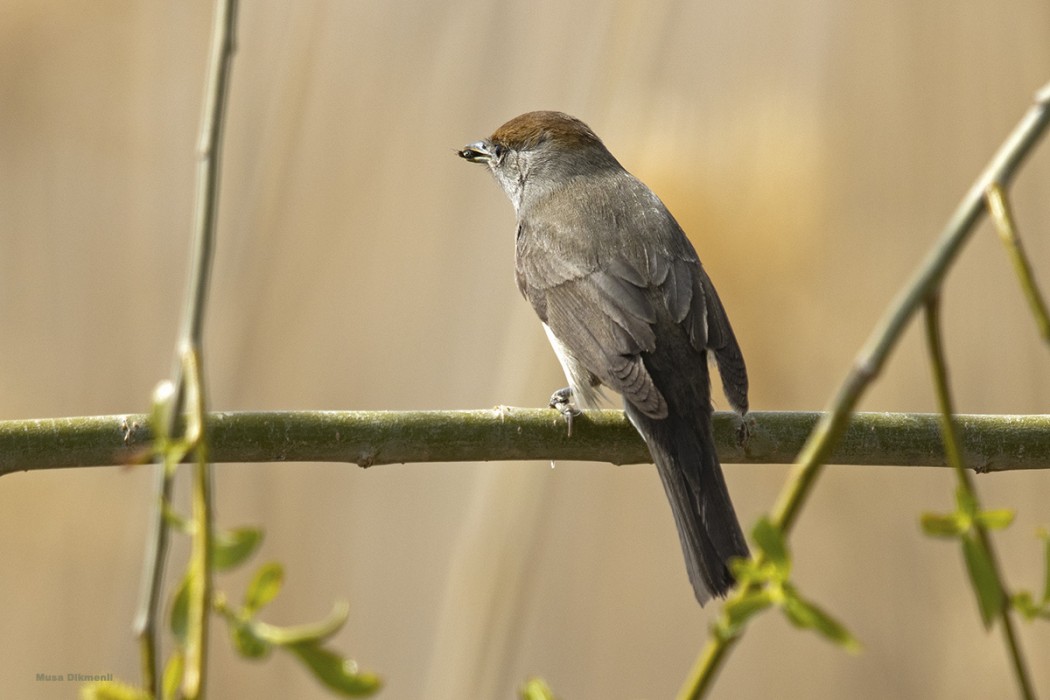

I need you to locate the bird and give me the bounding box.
[458,111,749,604]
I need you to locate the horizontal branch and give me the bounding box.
[1,410,1049,477]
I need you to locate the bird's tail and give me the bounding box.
[625,403,749,605]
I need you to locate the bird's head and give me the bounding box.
[459,111,621,211]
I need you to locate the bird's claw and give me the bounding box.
[549,387,581,437]
[736,413,753,446]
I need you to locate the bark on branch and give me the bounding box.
[2,409,1048,477]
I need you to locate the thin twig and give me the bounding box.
[134,1,238,696]
[924,294,1035,700]
[677,632,736,700]
[181,349,215,699]
[986,183,1050,343]
[134,425,170,694]
[133,385,177,695]
[773,80,1050,534]
[924,295,968,473]
[678,80,1050,699]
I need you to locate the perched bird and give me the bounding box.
[459,111,749,604]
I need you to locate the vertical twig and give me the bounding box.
[923,294,1035,700]
[134,410,175,695]
[677,634,735,700]
[923,294,966,471]
[678,81,1050,699]
[181,348,215,699]
[134,1,238,697]
[985,184,1050,343]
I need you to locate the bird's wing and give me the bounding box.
[517,216,718,420]
[515,176,749,419]
[699,272,749,414]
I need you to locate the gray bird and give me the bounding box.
[459,111,749,604]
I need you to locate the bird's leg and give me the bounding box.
[736,412,753,446]
[549,386,581,437]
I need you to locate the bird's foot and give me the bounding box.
[736,412,753,445]
[549,386,581,437]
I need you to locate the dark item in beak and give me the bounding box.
[458,141,494,163]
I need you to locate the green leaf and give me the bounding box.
[781,592,861,652]
[212,527,264,571]
[721,589,775,637]
[920,512,966,538]
[975,508,1015,531]
[1039,529,1050,604]
[252,600,350,647]
[521,677,556,700]
[161,502,191,534]
[230,620,271,659]
[728,553,762,585]
[286,641,382,697]
[79,680,152,700]
[244,562,284,614]
[751,517,789,571]
[161,650,184,700]
[1009,530,1050,622]
[961,533,1003,628]
[1010,591,1042,621]
[169,574,191,647]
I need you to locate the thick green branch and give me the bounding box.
[1,410,1049,476]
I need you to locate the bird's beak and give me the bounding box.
[458,140,495,163]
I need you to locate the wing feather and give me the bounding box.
[514,173,747,419]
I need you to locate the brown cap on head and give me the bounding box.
[489,111,605,152]
[458,111,622,195]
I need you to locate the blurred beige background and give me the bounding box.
[2,2,1049,698]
